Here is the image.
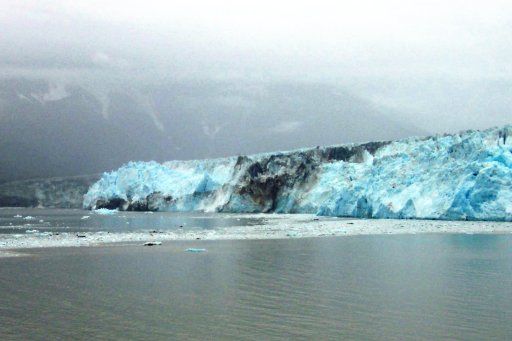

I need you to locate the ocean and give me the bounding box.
[0,210,511,340]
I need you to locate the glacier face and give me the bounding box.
[83,125,512,221]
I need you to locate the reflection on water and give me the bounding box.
[0,208,265,234]
[0,234,511,340]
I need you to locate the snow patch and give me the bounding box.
[30,83,69,103]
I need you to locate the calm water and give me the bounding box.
[0,234,511,340]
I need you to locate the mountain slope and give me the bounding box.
[0,78,424,183]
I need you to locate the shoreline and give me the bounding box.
[1,214,512,255]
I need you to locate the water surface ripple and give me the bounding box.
[0,234,511,340]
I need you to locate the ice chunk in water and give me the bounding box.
[185,248,207,252]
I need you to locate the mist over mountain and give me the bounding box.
[2,2,512,183]
[0,78,425,183]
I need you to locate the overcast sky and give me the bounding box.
[2,0,512,134]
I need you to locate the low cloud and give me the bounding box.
[269,121,303,134]
[92,52,131,69]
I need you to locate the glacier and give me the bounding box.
[83,125,512,221]
[0,174,100,208]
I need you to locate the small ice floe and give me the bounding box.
[93,208,117,215]
[13,214,22,218]
[23,216,35,220]
[185,248,207,252]
[81,216,90,220]
[144,211,154,214]
[39,220,44,223]
[143,241,162,246]
[25,229,40,234]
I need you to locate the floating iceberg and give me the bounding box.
[83,125,512,221]
[143,241,162,246]
[185,248,207,252]
[93,208,118,215]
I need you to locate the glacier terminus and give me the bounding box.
[83,125,512,221]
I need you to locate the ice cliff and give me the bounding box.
[83,125,512,221]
